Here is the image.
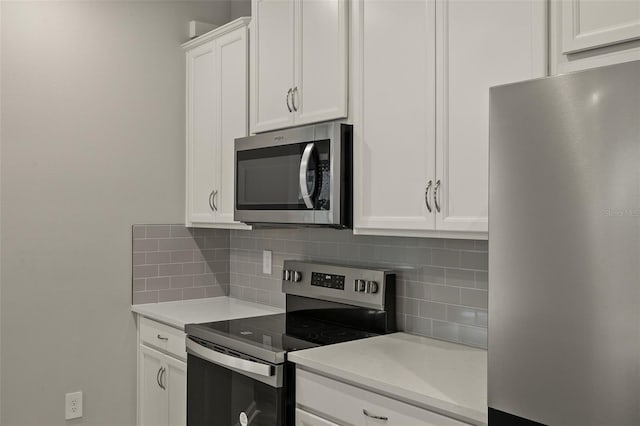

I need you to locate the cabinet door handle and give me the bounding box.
[424,180,433,213]
[434,179,441,213]
[208,190,215,212]
[156,367,163,389]
[292,87,299,112]
[156,334,168,341]
[363,409,388,421]
[286,88,293,113]
[211,190,218,211]
[159,367,166,390]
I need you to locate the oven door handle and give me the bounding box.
[299,142,316,209]
[186,338,274,377]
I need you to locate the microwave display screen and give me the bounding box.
[236,140,331,211]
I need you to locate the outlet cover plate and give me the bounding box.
[65,391,83,420]
[263,250,272,275]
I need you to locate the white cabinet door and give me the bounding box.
[295,408,340,426]
[214,26,249,225]
[186,41,218,224]
[293,0,348,126]
[165,356,187,426]
[139,345,168,426]
[561,0,640,54]
[251,0,295,133]
[551,1,640,74]
[352,0,437,235]
[434,0,547,233]
[185,20,251,229]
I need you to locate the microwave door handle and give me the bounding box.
[299,143,316,209]
[186,338,274,377]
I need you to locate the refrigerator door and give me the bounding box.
[489,60,640,425]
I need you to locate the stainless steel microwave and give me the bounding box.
[234,123,352,228]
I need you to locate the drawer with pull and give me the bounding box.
[296,369,471,426]
[139,316,186,360]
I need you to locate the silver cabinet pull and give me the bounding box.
[156,367,163,389]
[157,334,168,341]
[212,190,218,211]
[363,409,388,421]
[292,86,299,112]
[434,179,441,213]
[286,88,293,113]
[208,190,215,212]
[159,367,166,390]
[425,180,433,213]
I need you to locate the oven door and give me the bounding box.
[234,123,349,226]
[186,338,285,426]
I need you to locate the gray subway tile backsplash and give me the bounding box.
[131,225,230,305]
[132,225,488,348]
[226,228,488,348]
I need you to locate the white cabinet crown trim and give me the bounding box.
[181,17,251,50]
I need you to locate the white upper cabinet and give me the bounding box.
[294,0,348,126]
[186,40,217,225]
[251,0,295,132]
[250,0,348,134]
[352,0,547,239]
[560,0,640,54]
[551,0,640,73]
[184,18,251,229]
[351,0,437,235]
[434,0,547,234]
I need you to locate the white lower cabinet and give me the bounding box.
[138,317,187,426]
[295,408,340,426]
[296,370,470,426]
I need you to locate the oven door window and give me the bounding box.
[187,354,284,426]
[236,140,331,211]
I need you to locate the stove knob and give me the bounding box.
[292,270,302,283]
[283,270,291,281]
[355,279,366,292]
[366,281,379,294]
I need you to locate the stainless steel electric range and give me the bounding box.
[185,260,396,426]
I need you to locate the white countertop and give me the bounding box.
[131,297,283,330]
[288,332,487,425]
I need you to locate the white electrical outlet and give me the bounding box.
[65,391,83,420]
[263,250,272,275]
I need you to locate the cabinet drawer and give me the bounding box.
[139,317,186,360]
[296,369,470,426]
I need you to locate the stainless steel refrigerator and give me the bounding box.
[489,60,640,425]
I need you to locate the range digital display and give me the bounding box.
[311,272,345,290]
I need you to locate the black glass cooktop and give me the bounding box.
[186,312,380,364]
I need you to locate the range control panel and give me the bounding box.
[311,272,345,290]
[282,260,395,310]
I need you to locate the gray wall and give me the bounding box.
[230,0,252,20]
[1,2,231,425]
[230,229,488,348]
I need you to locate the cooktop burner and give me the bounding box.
[187,312,379,359]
